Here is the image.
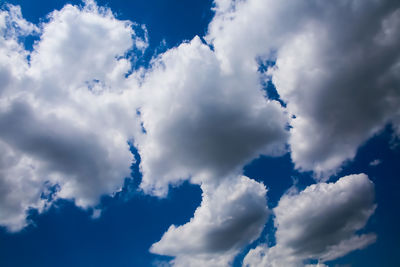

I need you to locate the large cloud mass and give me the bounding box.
[208,0,400,177]
[136,36,288,196]
[0,1,398,266]
[0,0,289,233]
[0,1,144,231]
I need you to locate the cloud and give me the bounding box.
[29,0,142,92]
[369,159,382,166]
[0,7,393,267]
[243,174,377,267]
[207,0,400,177]
[0,5,36,97]
[0,1,145,231]
[136,36,288,196]
[0,140,46,232]
[0,0,289,234]
[150,176,269,267]
[0,0,290,235]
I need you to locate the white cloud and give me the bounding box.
[150,176,269,267]
[243,174,377,267]
[136,36,288,196]
[207,0,400,177]
[0,140,47,232]
[0,0,290,235]
[0,6,393,267]
[0,0,289,236]
[0,5,36,97]
[0,1,145,231]
[29,0,139,92]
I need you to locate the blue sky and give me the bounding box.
[0,1,399,266]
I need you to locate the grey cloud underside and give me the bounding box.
[0,101,104,177]
[276,176,376,259]
[0,101,125,203]
[205,204,266,252]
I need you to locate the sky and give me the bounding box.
[0,0,399,266]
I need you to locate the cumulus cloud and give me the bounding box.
[207,0,400,177]
[243,174,377,267]
[150,176,269,267]
[0,1,145,231]
[0,0,290,235]
[0,4,393,267]
[136,36,288,196]
[0,0,289,235]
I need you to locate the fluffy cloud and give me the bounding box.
[0,1,145,231]
[0,0,290,234]
[208,0,400,177]
[271,3,400,176]
[0,5,36,97]
[0,6,392,267]
[0,140,46,232]
[29,0,143,93]
[136,36,288,196]
[243,174,377,267]
[150,176,269,267]
[0,0,289,235]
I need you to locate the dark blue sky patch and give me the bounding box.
[0,182,201,267]
[95,0,215,69]
[243,153,314,207]
[327,125,400,267]
[4,0,83,24]
[257,59,286,107]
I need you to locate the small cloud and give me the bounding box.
[369,159,382,167]
[152,260,171,267]
[91,209,102,219]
